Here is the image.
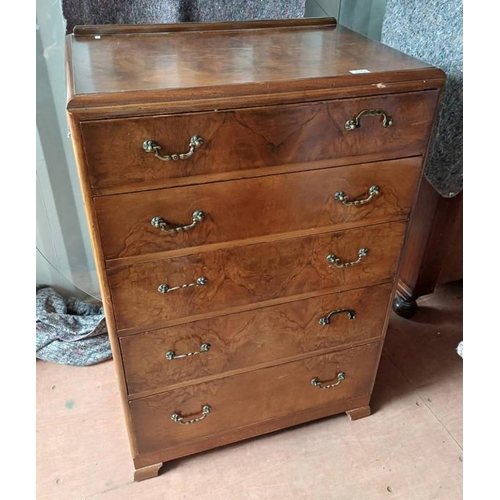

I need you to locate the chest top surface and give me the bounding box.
[66,18,444,113]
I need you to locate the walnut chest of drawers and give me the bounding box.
[65,18,445,481]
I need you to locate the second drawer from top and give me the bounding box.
[96,158,420,261]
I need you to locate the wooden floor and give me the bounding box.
[36,281,463,500]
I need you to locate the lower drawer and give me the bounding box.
[129,342,380,455]
[121,282,393,396]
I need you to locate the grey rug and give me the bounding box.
[36,286,112,366]
[62,0,306,34]
[381,0,463,197]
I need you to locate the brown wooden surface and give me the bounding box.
[108,222,406,332]
[65,19,445,480]
[67,23,444,113]
[91,152,429,198]
[134,393,371,469]
[82,92,437,192]
[346,405,372,421]
[121,282,393,397]
[394,178,463,315]
[95,159,421,260]
[133,462,162,482]
[437,193,463,284]
[66,115,139,460]
[73,17,337,35]
[130,343,379,455]
[72,81,446,122]
[396,178,440,301]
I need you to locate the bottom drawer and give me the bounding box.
[130,342,380,455]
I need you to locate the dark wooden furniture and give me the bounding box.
[66,18,445,481]
[393,178,463,317]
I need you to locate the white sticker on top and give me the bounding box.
[349,69,371,74]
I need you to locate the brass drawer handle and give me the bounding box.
[334,185,380,206]
[158,276,207,294]
[326,248,368,268]
[319,309,356,325]
[345,109,393,131]
[143,135,204,161]
[166,343,211,360]
[171,405,212,425]
[151,210,205,234]
[311,372,346,390]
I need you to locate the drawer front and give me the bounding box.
[96,158,420,260]
[121,282,393,396]
[129,342,380,454]
[82,91,438,192]
[108,222,405,332]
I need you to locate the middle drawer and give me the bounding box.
[108,221,405,332]
[95,158,420,260]
[121,282,393,397]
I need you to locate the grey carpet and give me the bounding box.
[381,0,463,197]
[36,287,111,366]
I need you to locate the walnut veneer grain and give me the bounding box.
[66,18,445,480]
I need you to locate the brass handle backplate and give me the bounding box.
[319,309,356,325]
[311,372,346,390]
[171,405,212,425]
[151,210,205,234]
[334,185,380,206]
[345,109,393,131]
[326,248,368,268]
[143,135,204,161]
[166,343,211,360]
[158,276,207,294]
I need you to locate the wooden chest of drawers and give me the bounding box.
[66,18,445,481]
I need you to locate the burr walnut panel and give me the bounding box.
[81,91,438,192]
[95,158,421,260]
[121,282,393,396]
[108,222,406,332]
[129,342,380,455]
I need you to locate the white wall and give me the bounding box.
[305,0,340,17]
[306,0,387,41]
[339,0,387,41]
[36,0,99,298]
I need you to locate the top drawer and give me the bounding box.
[81,91,439,193]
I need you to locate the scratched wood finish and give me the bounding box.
[129,342,380,455]
[96,158,421,260]
[67,22,443,112]
[121,282,393,396]
[82,91,438,192]
[108,222,405,332]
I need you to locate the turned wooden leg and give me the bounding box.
[346,405,371,421]
[393,292,418,319]
[134,462,163,481]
